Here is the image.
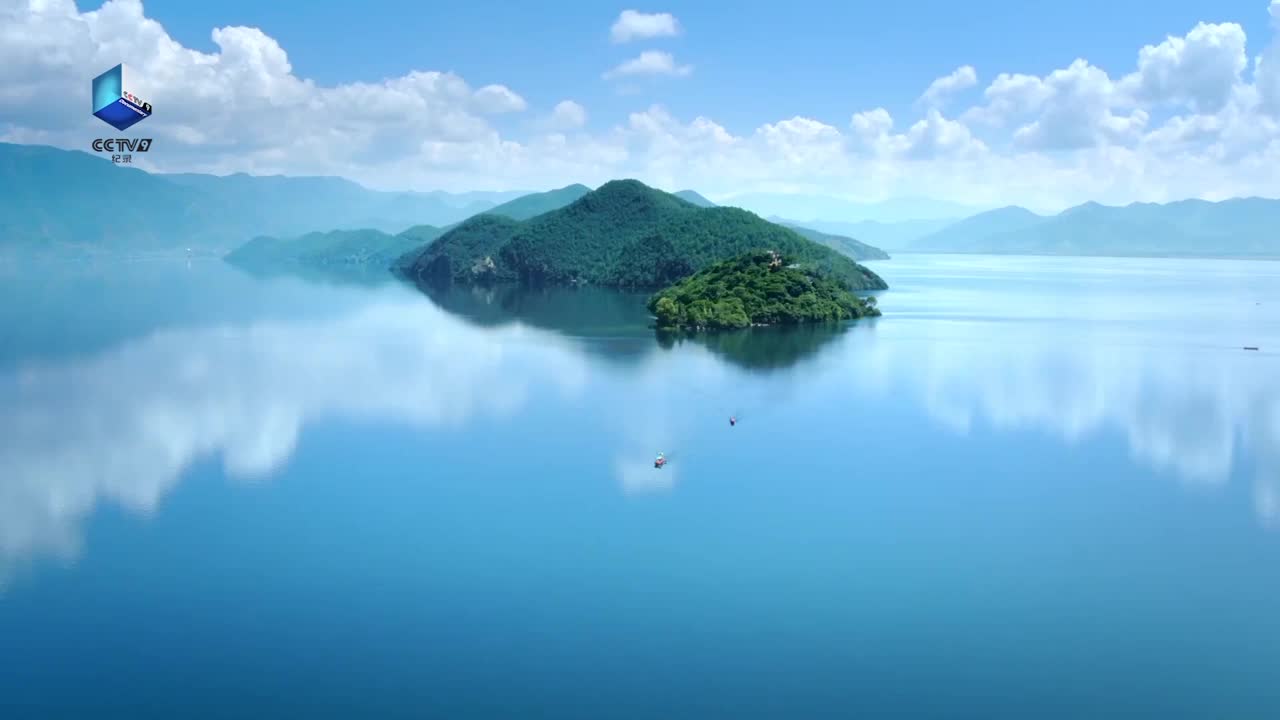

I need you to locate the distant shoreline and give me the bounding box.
[861,251,1280,262]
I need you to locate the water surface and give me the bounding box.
[1,254,1278,718]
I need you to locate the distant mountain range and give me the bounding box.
[786,218,956,251]
[674,190,716,207]
[908,207,1043,252]
[415,189,528,208]
[225,185,595,276]
[222,186,601,276]
[909,200,1280,257]
[667,193,889,261]
[482,184,592,220]
[232,181,890,279]
[225,225,445,278]
[779,224,890,261]
[397,180,888,291]
[0,143,513,253]
[721,192,984,223]
[8,141,1280,261]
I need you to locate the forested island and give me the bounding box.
[213,176,892,328]
[648,250,880,330]
[395,180,887,292]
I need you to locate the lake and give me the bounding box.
[1,254,1278,718]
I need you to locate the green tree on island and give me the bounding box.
[647,250,881,331]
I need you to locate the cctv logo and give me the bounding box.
[92,139,153,152]
[92,63,152,131]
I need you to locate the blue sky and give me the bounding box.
[85,0,1273,134]
[8,1,1280,208]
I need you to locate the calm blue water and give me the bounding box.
[2,254,1279,718]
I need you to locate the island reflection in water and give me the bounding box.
[419,280,855,372]
[1,255,1277,586]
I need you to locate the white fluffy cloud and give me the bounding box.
[603,50,693,79]
[962,72,1053,128]
[960,59,1148,151]
[919,65,978,107]
[0,0,532,182]
[851,107,894,138]
[3,0,1280,209]
[850,107,987,159]
[610,10,681,43]
[1012,61,1150,150]
[1258,1,1280,114]
[550,100,587,129]
[1123,22,1248,112]
[755,117,845,165]
[472,84,528,114]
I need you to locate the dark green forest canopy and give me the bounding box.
[647,250,881,330]
[396,179,888,292]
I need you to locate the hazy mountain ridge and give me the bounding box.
[909,206,1046,252]
[794,218,957,251]
[9,142,1278,261]
[665,193,890,261]
[0,144,514,252]
[226,226,446,274]
[226,183,602,275]
[674,190,717,207]
[480,184,593,220]
[911,197,1280,257]
[723,192,986,223]
[780,224,891,261]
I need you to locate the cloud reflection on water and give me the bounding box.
[851,323,1280,527]
[0,296,589,583]
[3,257,1277,585]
